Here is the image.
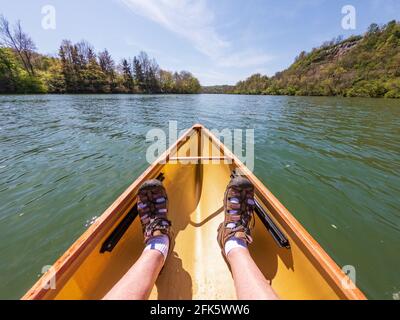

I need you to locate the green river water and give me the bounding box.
[0,94,399,299]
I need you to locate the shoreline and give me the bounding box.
[0,92,398,100]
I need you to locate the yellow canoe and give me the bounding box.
[23,124,366,300]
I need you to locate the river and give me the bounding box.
[0,94,399,299]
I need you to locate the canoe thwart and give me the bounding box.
[166,156,234,163]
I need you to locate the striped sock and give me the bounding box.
[144,235,170,262]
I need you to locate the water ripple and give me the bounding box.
[0,94,399,299]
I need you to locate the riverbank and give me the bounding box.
[203,21,400,99]
[201,87,400,99]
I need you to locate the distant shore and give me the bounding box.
[203,21,400,99]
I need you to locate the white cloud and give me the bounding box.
[120,0,229,58]
[119,0,272,70]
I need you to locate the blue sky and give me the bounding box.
[1,0,400,85]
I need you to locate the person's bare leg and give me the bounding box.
[103,179,172,300]
[218,176,280,300]
[227,247,279,300]
[103,250,164,300]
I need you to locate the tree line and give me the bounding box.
[0,15,201,94]
[219,21,400,98]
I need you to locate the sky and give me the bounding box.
[1,0,400,85]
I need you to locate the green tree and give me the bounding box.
[159,70,175,93]
[232,20,400,98]
[0,47,19,93]
[120,58,134,92]
[133,56,144,91]
[98,49,116,92]
[0,15,36,76]
[0,15,202,95]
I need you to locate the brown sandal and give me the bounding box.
[137,179,173,255]
[217,176,255,258]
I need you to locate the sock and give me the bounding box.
[224,235,248,257]
[144,235,170,262]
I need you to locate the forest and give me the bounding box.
[218,21,400,98]
[0,16,201,94]
[2,15,400,98]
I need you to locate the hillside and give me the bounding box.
[232,21,400,98]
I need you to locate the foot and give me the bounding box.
[217,176,255,258]
[137,179,172,252]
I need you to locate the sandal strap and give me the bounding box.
[144,217,172,243]
[219,224,253,246]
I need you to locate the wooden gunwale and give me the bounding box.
[200,124,366,300]
[22,124,366,300]
[22,126,197,300]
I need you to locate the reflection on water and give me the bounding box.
[0,94,399,299]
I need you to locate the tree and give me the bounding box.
[231,21,400,98]
[0,16,202,95]
[58,40,107,93]
[0,15,36,76]
[0,47,18,92]
[159,70,175,93]
[295,51,307,62]
[42,59,66,93]
[234,73,269,94]
[133,56,144,90]
[85,53,107,93]
[367,23,380,34]
[75,40,94,65]
[173,71,201,94]
[120,58,133,92]
[98,49,116,92]
[59,40,79,92]
[132,51,160,93]
[98,49,115,75]
[147,58,161,93]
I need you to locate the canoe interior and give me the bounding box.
[24,125,365,300]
